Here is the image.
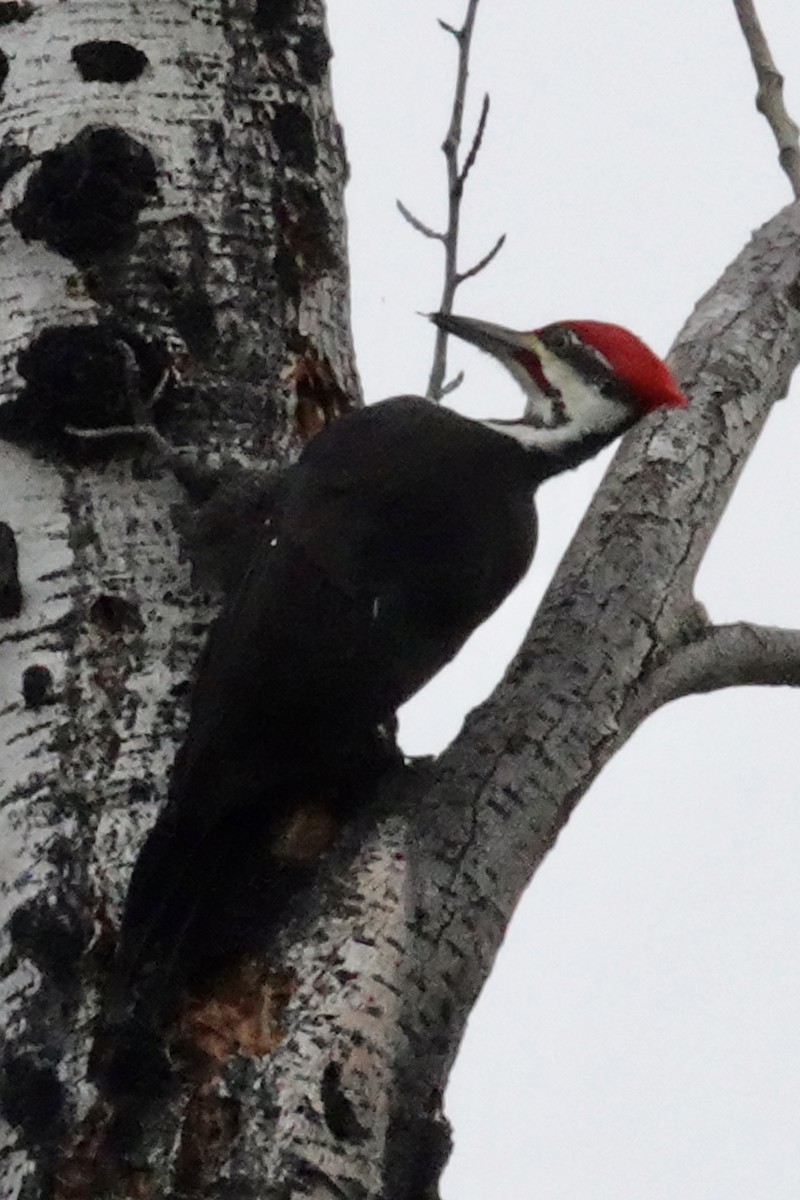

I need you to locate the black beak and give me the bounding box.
[429,312,526,358]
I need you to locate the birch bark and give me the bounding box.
[2,4,800,1200]
[0,3,354,1196]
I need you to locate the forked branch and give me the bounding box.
[396,0,505,400]
[733,0,800,198]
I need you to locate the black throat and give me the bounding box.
[527,418,637,483]
[486,411,637,486]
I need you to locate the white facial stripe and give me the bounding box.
[486,351,630,452]
[483,420,572,448]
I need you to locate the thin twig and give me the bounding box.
[399,0,504,399]
[427,0,482,400]
[439,371,464,398]
[458,93,490,188]
[396,200,444,241]
[456,233,506,285]
[733,0,800,198]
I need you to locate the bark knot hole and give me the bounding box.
[11,125,158,262]
[321,1062,369,1143]
[253,0,298,37]
[71,40,149,83]
[22,664,54,708]
[89,594,145,635]
[272,104,317,173]
[2,322,170,453]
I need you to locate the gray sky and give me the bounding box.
[327,3,800,1197]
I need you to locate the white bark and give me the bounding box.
[2,3,800,1199]
[0,2,355,1196]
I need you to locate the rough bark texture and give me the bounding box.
[3,3,800,1200]
[235,201,800,1200]
[389,199,800,1155]
[0,3,354,1197]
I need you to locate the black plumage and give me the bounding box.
[120,397,542,980]
[122,282,698,983]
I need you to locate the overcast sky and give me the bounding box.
[327,3,800,1197]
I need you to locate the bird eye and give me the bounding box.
[546,326,572,353]
[599,376,625,402]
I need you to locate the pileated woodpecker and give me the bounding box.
[120,314,687,982]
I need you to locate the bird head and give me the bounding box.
[430,313,687,462]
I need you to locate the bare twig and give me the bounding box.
[439,371,464,398]
[396,200,444,241]
[456,232,506,285]
[428,0,486,399]
[733,0,800,198]
[458,93,490,188]
[397,0,504,400]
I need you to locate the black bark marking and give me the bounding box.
[89,593,145,634]
[0,1053,64,1146]
[321,1062,369,1143]
[295,27,331,85]
[22,664,55,708]
[11,125,158,262]
[0,138,32,189]
[273,242,301,305]
[0,2,34,24]
[71,40,149,83]
[274,182,338,293]
[0,521,22,618]
[0,47,8,92]
[1,322,169,453]
[174,289,217,356]
[272,103,316,173]
[8,893,89,991]
[133,214,218,359]
[252,0,298,36]
[155,264,217,359]
[384,1112,453,1200]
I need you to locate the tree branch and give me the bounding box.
[733,0,800,198]
[641,621,800,712]
[427,0,481,400]
[455,232,506,285]
[439,370,464,397]
[458,92,490,188]
[374,200,800,1161]
[396,199,444,241]
[401,2,505,399]
[422,0,504,401]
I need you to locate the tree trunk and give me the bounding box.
[2,4,800,1200]
[0,3,355,1197]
